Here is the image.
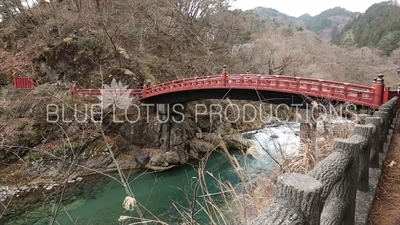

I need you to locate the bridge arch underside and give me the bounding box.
[140,88,374,109]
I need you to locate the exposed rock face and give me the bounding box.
[169,122,187,150]
[103,100,258,171]
[0,91,258,182]
[33,32,145,88]
[116,118,161,148]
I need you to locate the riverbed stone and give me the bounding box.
[223,134,253,151]
[202,133,223,146]
[217,122,233,136]
[135,150,150,166]
[165,151,180,164]
[169,143,189,164]
[19,185,30,192]
[149,153,167,166]
[189,138,218,153]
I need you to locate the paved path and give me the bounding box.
[369,118,400,225]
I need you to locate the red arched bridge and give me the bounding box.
[12,71,399,109]
[72,71,397,109]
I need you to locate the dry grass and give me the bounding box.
[188,115,359,224]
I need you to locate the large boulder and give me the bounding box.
[165,151,180,164]
[149,153,167,167]
[223,134,253,151]
[189,138,219,153]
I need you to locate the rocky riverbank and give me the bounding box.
[0,177,84,202]
[0,84,267,208]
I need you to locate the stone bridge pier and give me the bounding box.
[297,106,318,148]
[157,103,187,151]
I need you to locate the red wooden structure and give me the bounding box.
[71,84,142,97]
[141,74,381,108]
[71,71,397,109]
[13,76,35,89]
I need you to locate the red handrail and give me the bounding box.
[72,85,142,97]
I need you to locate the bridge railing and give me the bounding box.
[13,76,35,89]
[250,97,398,225]
[144,75,224,94]
[71,83,142,97]
[142,74,377,108]
[69,73,382,108]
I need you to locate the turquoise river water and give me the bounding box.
[3,150,276,225]
[2,122,303,225]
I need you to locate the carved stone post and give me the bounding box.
[374,111,389,148]
[353,124,374,191]
[329,137,362,225]
[365,117,382,168]
[250,173,323,225]
[276,173,323,224]
[307,138,355,225]
[379,106,393,127]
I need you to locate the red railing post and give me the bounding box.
[142,84,147,98]
[383,87,390,103]
[397,83,400,95]
[72,82,78,97]
[318,80,322,93]
[13,75,16,88]
[222,65,227,86]
[373,74,384,106]
[29,77,34,88]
